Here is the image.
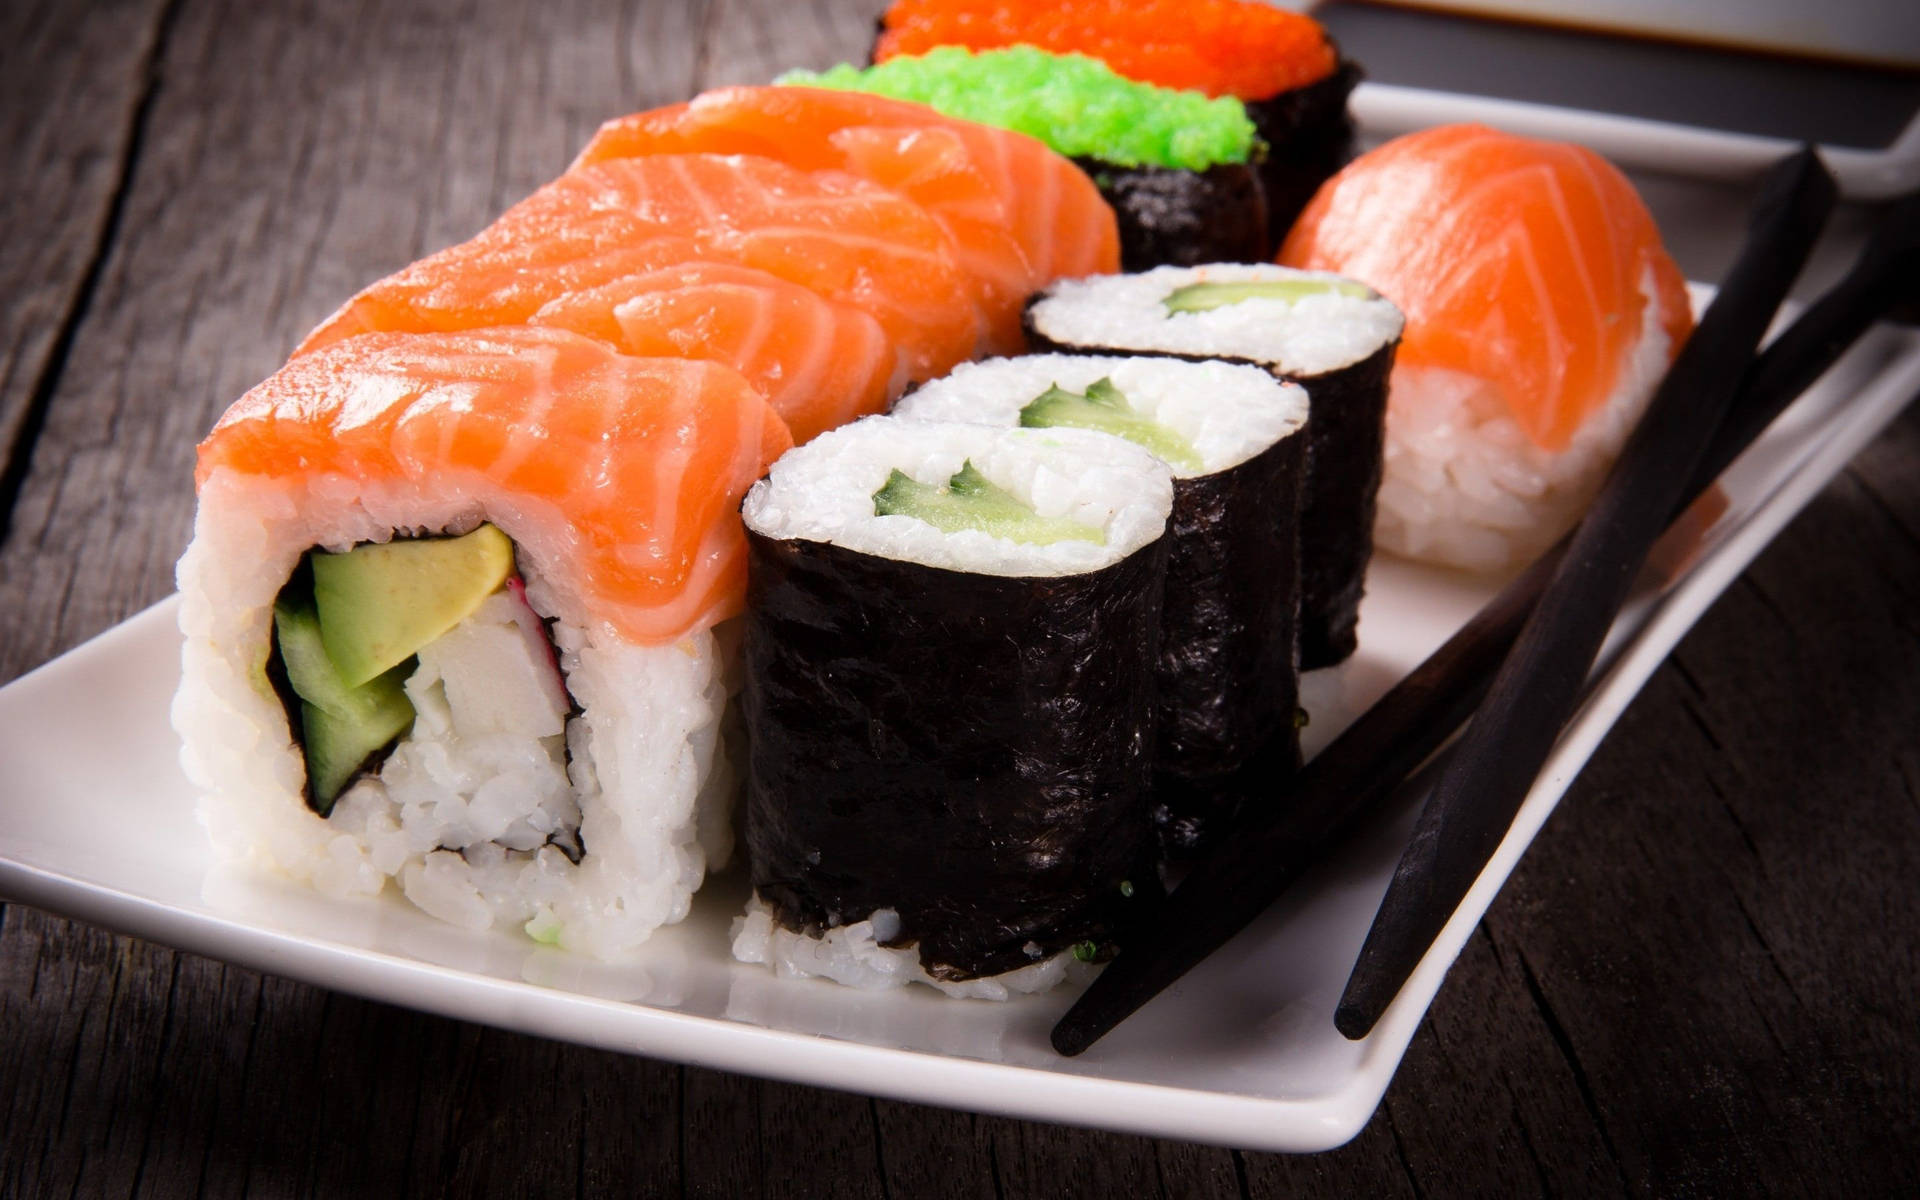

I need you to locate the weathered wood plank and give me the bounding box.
[0,0,171,532]
[0,0,706,686]
[696,0,872,87]
[0,916,179,1200]
[1458,400,1920,1194]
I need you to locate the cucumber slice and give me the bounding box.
[298,694,412,814]
[312,524,514,687]
[1019,378,1203,474]
[873,461,1105,546]
[1162,277,1372,313]
[273,593,414,814]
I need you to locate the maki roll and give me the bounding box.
[173,328,792,955]
[873,0,1360,245]
[892,355,1310,854]
[1026,264,1405,668]
[1281,125,1695,572]
[733,416,1173,997]
[781,46,1268,271]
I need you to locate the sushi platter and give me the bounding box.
[3,309,1915,1151]
[9,0,1920,1177]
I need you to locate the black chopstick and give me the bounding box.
[1331,148,1837,1038]
[1051,156,1919,1058]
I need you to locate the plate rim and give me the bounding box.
[1352,80,1920,199]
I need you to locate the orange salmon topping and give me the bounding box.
[874,0,1337,100]
[527,260,902,444]
[199,328,793,645]
[576,87,1120,353]
[1280,124,1693,452]
[296,154,985,386]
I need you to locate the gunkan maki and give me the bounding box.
[871,0,1361,247]
[893,354,1311,855]
[733,415,1173,996]
[1026,264,1404,669]
[781,46,1269,271]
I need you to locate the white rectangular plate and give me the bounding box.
[3,322,1917,1153]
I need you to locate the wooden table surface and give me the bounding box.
[3,1,1917,1195]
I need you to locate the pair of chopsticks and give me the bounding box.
[1055,149,1920,1057]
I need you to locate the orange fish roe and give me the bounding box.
[874,0,1337,100]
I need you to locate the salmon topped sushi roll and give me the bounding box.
[175,327,792,955]
[296,153,986,392]
[526,260,901,444]
[575,86,1121,353]
[1280,124,1694,572]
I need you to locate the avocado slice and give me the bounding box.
[1019,377,1203,474]
[1162,277,1372,313]
[312,524,515,688]
[873,461,1106,546]
[273,593,415,813]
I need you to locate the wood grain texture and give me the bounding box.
[0,0,171,520]
[2,0,1918,1195]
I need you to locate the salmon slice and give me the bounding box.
[199,327,794,644]
[1279,123,1692,451]
[529,261,903,443]
[575,87,1121,352]
[296,154,985,384]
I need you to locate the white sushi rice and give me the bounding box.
[729,897,1093,1001]
[890,353,1309,478]
[740,415,1173,576]
[1027,263,1405,378]
[1375,269,1683,572]
[174,469,735,958]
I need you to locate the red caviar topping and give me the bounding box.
[875,0,1339,100]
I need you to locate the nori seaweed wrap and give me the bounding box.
[1153,436,1307,849]
[1244,58,1362,242]
[737,417,1175,983]
[892,355,1311,855]
[1076,159,1269,272]
[1025,264,1405,669]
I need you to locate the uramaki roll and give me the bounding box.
[174,328,791,956]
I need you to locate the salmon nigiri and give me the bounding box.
[295,154,985,387]
[1279,123,1694,571]
[575,86,1120,352]
[179,327,793,957]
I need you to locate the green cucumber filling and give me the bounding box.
[1019,378,1202,474]
[271,523,518,813]
[1162,278,1373,314]
[780,46,1258,172]
[873,461,1106,546]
